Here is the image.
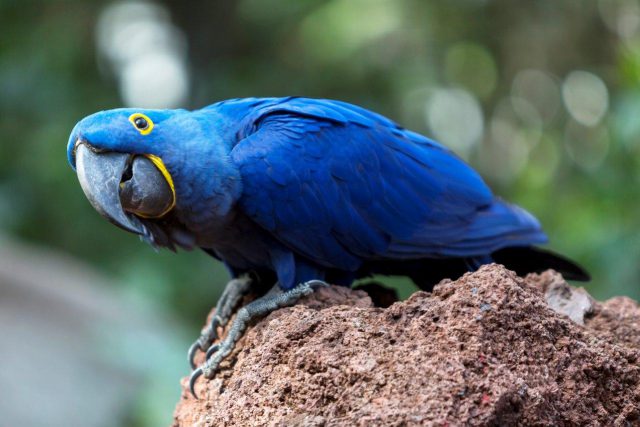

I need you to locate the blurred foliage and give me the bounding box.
[1,0,640,424]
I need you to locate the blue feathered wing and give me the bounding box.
[230,98,547,272]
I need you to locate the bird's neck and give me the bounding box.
[165,138,242,237]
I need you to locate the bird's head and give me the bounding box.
[67,108,191,235]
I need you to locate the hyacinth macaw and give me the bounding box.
[67,97,588,397]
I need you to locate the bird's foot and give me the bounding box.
[187,274,253,369]
[189,279,328,398]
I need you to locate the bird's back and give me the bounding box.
[221,97,548,268]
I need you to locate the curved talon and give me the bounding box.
[189,367,203,399]
[186,280,318,398]
[187,341,202,370]
[207,317,221,341]
[305,280,329,289]
[205,343,220,360]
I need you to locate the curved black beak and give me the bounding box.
[75,143,147,234]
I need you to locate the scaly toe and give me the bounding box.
[205,343,220,360]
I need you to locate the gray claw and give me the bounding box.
[185,276,253,371]
[187,341,202,370]
[208,318,221,342]
[304,280,329,289]
[187,323,220,369]
[187,279,318,395]
[205,343,220,360]
[189,367,203,399]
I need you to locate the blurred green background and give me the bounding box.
[1,0,639,425]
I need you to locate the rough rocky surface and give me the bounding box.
[173,264,640,426]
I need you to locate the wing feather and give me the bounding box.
[230,99,546,270]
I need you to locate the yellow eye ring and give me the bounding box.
[128,113,154,135]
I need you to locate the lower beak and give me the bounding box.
[75,143,174,234]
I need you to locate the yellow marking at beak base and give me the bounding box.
[142,154,176,218]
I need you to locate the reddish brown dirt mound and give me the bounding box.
[173,264,640,426]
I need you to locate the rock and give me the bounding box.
[173,264,640,426]
[532,269,594,325]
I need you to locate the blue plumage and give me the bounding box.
[67,97,586,291]
[233,98,551,287]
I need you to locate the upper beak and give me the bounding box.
[75,142,175,235]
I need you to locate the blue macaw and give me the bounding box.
[67,97,588,397]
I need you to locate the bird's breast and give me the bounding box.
[182,208,280,272]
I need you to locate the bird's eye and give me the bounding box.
[128,113,154,135]
[134,117,148,130]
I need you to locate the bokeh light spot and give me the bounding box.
[511,69,561,124]
[562,70,609,127]
[525,135,561,188]
[564,120,610,171]
[598,0,640,39]
[96,0,189,108]
[121,52,189,108]
[445,42,497,100]
[300,0,402,62]
[425,88,484,157]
